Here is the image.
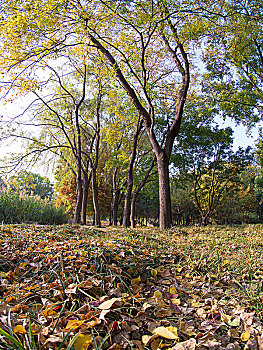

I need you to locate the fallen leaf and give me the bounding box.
[152,326,178,339]
[168,338,196,350]
[99,298,121,310]
[151,269,158,277]
[73,333,93,350]
[65,320,84,332]
[131,276,141,286]
[13,325,27,334]
[241,331,250,342]
[154,290,163,299]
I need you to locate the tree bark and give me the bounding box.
[123,118,143,228]
[92,167,101,226]
[73,170,83,223]
[157,151,172,230]
[73,65,87,224]
[112,189,120,226]
[81,171,92,225]
[91,85,102,227]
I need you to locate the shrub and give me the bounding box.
[0,190,68,224]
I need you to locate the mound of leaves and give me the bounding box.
[0,224,262,349]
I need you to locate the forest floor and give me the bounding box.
[0,224,263,350]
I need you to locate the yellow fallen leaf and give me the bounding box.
[241,331,250,342]
[153,326,178,339]
[154,290,163,299]
[169,286,177,294]
[166,326,179,339]
[196,308,206,318]
[65,320,84,331]
[73,334,93,350]
[42,307,57,317]
[131,276,141,286]
[151,269,158,277]
[99,298,121,310]
[228,317,240,327]
[13,325,27,335]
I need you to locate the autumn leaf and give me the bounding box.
[241,331,251,342]
[73,334,93,350]
[168,338,196,350]
[65,320,84,332]
[152,326,178,339]
[151,269,158,277]
[131,276,141,286]
[42,307,58,318]
[99,297,121,310]
[13,325,27,335]
[154,290,163,299]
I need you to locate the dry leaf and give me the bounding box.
[131,276,141,286]
[152,326,178,339]
[65,320,84,332]
[168,338,196,350]
[13,325,27,334]
[241,331,251,342]
[73,334,93,350]
[99,297,121,310]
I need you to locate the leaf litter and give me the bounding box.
[0,224,262,349]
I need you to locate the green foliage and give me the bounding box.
[202,0,263,126]
[7,170,54,199]
[0,190,68,224]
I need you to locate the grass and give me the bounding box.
[0,191,68,224]
[0,224,262,349]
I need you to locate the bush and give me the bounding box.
[0,190,68,224]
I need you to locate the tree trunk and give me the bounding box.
[92,167,101,227]
[123,119,143,228]
[112,189,120,226]
[73,173,83,224]
[130,191,138,228]
[157,152,172,230]
[81,172,92,225]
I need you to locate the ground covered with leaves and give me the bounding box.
[0,224,263,350]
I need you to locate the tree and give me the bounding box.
[0,0,193,229]
[172,98,253,225]
[86,1,191,229]
[7,170,54,200]
[202,0,263,126]
[1,50,107,225]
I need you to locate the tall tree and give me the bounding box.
[85,1,191,229]
[0,0,220,229]
[202,0,263,126]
